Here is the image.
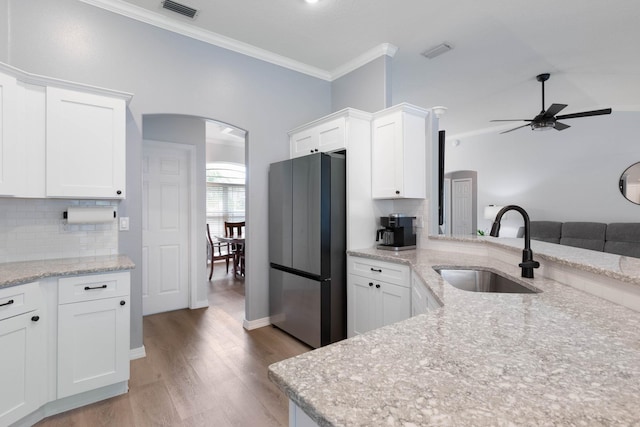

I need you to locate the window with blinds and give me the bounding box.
[206,163,245,237]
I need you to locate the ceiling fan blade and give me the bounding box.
[499,123,530,134]
[542,103,568,118]
[556,108,612,120]
[490,119,532,122]
[554,121,570,131]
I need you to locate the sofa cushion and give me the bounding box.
[604,223,640,258]
[530,221,562,244]
[560,222,606,252]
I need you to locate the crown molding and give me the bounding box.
[330,43,398,81]
[77,0,394,82]
[77,0,332,80]
[0,61,133,101]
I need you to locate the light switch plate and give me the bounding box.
[119,217,130,231]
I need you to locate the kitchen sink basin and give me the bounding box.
[435,268,540,294]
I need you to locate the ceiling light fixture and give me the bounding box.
[421,42,453,59]
[305,0,320,3]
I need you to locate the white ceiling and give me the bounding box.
[84,0,640,135]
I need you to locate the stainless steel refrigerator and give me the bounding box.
[268,152,346,348]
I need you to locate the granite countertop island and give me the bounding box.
[268,240,640,426]
[0,254,135,288]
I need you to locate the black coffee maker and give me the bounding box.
[376,213,416,251]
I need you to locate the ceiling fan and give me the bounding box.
[491,73,612,134]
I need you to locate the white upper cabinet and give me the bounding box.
[46,87,127,198]
[372,103,429,199]
[0,62,131,199]
[289,113,350,158]
[0,71,19,196]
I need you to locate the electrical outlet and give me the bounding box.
[119,217,130,231]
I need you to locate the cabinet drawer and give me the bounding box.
[348,256,410,287]
[0,282,40,321]
[58,271,130,304]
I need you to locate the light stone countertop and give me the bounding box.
[0,255,135,288]
[268,242,640,426]
[430,234,640,286]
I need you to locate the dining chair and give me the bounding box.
[206,224,233,280]
[224,221,245,277]
[224,221,245,238]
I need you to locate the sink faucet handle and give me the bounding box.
[519,260,540,269]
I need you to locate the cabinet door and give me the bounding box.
[46,87,126,198]
[58,296,130,398]
[0,310,45,426]
[316,117,345,153]
[0,72,19,196]
[290,128,317,158]
[347,274,376,337]
[371,112,403,198]
[376,281,411,329]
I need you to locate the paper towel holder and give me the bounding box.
[63,207,117,224]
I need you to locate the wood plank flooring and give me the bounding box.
[36,264,311,427]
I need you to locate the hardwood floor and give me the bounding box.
[36,263,311,427]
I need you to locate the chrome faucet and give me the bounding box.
[489,205,540,278]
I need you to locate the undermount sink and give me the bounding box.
[435,268,541,294]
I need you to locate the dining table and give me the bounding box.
[215,235,245,276]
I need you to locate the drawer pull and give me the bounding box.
[370,268,382,273]
[368,282,373,287]
[0,299,14,307]
[120,300,126,306]
[84,284,108,291]
[31,315,40,322]
[375,284,381,289]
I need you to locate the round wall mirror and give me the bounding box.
[620,162,640,205]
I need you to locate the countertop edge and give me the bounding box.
[0,255,135,288]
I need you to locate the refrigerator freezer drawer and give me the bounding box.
[270,267,322,348]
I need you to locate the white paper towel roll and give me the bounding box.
[66,207,116,224]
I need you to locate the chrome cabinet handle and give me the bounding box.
[84,284,107,291]
[0,299,14,307]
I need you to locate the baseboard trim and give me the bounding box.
[15,382,128,427]
[130,345,146,360]
[243,316,271,330]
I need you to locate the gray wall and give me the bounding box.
[3,0,331,348]
[331,56,391,113]
[445,111,640,234]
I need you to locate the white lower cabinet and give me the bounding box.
[57,272,130,398]
[0,283,45,426]
[0,271,131,426]
[347,256,411,337]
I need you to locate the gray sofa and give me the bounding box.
[528,221,640,258]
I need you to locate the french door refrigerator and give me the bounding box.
[269,152,346,348]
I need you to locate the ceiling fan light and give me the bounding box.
[531,120,555,131]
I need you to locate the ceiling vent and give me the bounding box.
[421,43,453,59]
[162,0,198,19]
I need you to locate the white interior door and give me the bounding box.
[452,178,473,235]
[142,141,191,315]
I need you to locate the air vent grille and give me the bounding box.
[162,0,198,19]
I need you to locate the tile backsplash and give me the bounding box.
[0,199,119,263]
